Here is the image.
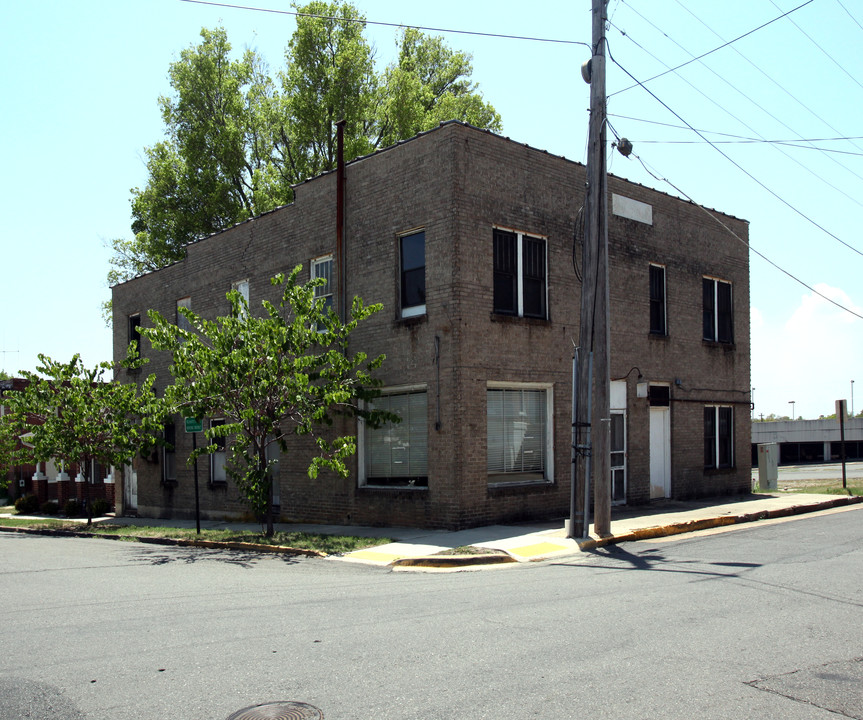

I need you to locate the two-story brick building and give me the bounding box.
[112,121,751,529]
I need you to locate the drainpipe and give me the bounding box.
[336,119,347,322]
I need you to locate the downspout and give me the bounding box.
[336,119,347,321]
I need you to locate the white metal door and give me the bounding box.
[649,407,671,499]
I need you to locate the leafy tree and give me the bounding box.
[5,350,162,523]
[107,1,501,288]
[141,267,392,536]
[0,404,23,494]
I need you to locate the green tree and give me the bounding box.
[6,350,162,523]
[107,1,501,289]
[141,267,392,536]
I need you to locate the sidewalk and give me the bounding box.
[4,492,860,569]
[340,492,863,569]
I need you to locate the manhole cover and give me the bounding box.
[226,701,323,720]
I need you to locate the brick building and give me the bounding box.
[112,122,751,529]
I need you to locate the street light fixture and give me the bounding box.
[852,380,855,417]
[789,400,796,420]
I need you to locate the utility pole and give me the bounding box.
[571,0,611,538]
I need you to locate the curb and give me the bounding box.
[0,525,327,557]
[391,553,517,569]
[575,496,863,553]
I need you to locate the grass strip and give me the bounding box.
[0,518,393,555]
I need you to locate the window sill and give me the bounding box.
[704,466,736,474]
[649,331,669,339]
[490,313,550,327]
[702,339,736,350]
[394,313,427,328]
[487,478,553,493]
[360,483,428,491]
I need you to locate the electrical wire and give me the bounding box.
[608,0,813,98]
[672,0,863,173]
[607,14,863,204]
[630,139,863,157]
[630,151,863,322]
[768,0,863,94]
[179,0,590,47]
[606,42,863,259]
[836,0,863,32]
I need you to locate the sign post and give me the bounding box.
[184,417,203,534]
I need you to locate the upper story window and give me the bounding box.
[493,228,547,319]
[311,255,334,325]
[128,313,141,345]
[231,279,249,318]
[176,296,192,333]
[703,277,733,343]
[649,264,667,336]
[400,231,426,318]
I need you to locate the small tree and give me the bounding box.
[7,349,162,523]
[142,267,392,536]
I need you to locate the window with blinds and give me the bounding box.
[363,390,428,487]
[487,387,549,483]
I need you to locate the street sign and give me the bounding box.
[184,417,203,433]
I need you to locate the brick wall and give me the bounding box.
[113,122,751,529]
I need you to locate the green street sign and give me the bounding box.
[184,417,203,433]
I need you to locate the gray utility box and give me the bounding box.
[757,443,779,491]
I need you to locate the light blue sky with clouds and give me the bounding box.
[1,0,860,420]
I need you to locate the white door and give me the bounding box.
[123,463,138,513]
[649,407,671,499]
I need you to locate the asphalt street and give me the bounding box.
[1,505,861,720]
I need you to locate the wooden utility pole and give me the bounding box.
[572,0,611,538]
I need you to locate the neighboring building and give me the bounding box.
[0,379,116,508]
[112,121,751,530]
[752,418,863,465]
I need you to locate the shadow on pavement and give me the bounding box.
[129,545,306,568]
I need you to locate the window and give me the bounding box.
[210,419,227,483]
[649,265,666,335]
[703,278,733,343]
[176,296,192,333]
[311,255,334,328]
[704,406,734,469]
[362,390,428,487]
[400,231,425,318]
[487,385,552,484]
[231,279,249,318]
[128,313,141,347]
[493,228,547,319]
[162,421,176,482]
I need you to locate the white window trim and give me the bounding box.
[358,385,429,489]
[493,226,549,319]
[703,276,733,343]
[311,255,334,329]
[231,279,250,318]
[486,381,554,486]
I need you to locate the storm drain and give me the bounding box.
[226,701,323,720]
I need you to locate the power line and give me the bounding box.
[608,113,863,144]
[629,138,863,157]
[609,0,813,98]
[625,147,863,322]
[606,43,863,259]
[609,7,863,200]
[672,0,863,175]
[179,0,590,47]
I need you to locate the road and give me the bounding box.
[1,506,861,720]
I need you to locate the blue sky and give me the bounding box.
[1,0,861,420]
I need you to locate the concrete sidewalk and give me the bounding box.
[340,492,863,569]
[4,492,861,569]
